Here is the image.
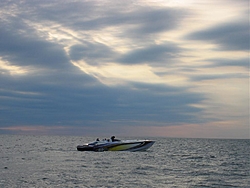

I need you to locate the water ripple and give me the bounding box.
[0,135,249,187]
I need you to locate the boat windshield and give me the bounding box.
[88,141,98,146]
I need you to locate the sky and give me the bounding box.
[0,0,249,138]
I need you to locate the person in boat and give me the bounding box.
[102,138,110,142]
[111,136,120,142]
[96,138,100,141]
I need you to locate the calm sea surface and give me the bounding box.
[0,135,249,188]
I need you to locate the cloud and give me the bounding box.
[190,73,247,82]
[69,42,117,65]
[69,41,183,67]
[119,7,189,38]
[0,21,70,70]
[73,4,187,35]
[206,58,249,69]
[0,67,205,127]
[185,16,249,51]
[118,43,182,65]
[188,57,249,82]
[0,0,248,138]
[10,0,189,40]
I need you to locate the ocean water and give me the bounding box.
[0,135,249,188]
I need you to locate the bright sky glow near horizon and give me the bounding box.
[0,0,249,138]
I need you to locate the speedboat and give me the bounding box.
[77,137,155,152]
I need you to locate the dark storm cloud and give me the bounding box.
[185,17,249,51]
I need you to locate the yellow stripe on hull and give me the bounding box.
[108,143,141,151]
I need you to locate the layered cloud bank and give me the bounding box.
[0,0,248,138]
